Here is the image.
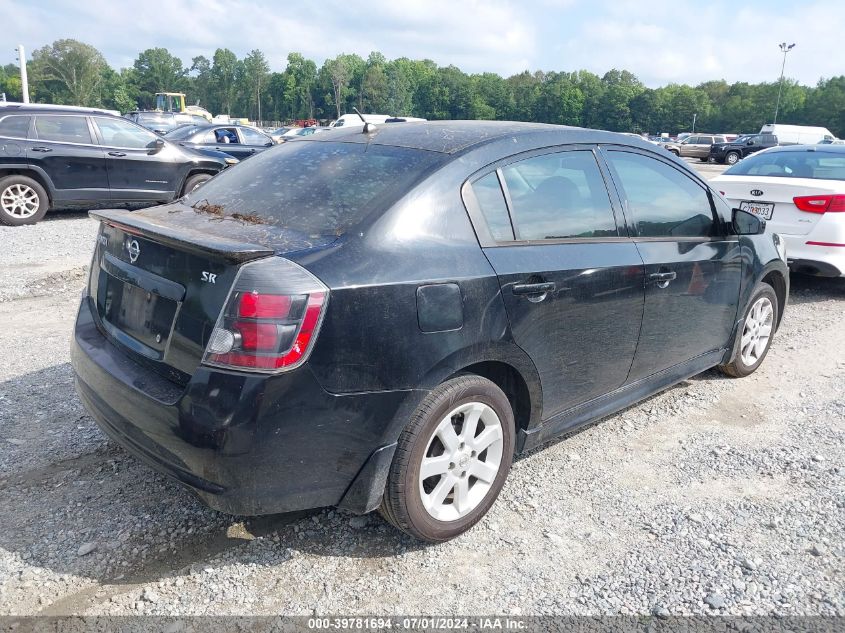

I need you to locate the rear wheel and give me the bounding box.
[725,151,740,165]
[182,173,212,196]
[0,175,49,226]
[719,283,778,377]
[380,375,515,542]
[699,157,709,162]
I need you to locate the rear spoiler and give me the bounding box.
[90,209,274,263]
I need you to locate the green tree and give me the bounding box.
[130,47,186,108]
[211,48,239,115]
[284,52,318,119]
[30,39,107,106]
[240,49,270,120]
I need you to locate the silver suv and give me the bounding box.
[663,135,727,161]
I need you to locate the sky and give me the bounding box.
[4,0,843,88]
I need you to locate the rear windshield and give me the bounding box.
[164,125,204,140]
[725,150,845,180]
[182,141,444,236]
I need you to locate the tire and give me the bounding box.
[719,283,778,378]
[699,157,709,162]
[725,151,740,165]
[379,375,515,542]
[0,175,49,226]
[182,173,212,196]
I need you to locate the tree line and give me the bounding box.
[1,38,843,136]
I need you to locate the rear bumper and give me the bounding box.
[783,231,845,277]
[71,297,412,515]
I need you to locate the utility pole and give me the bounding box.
[692,113,697,133]
[773,42,795,124]
[15,45,30,103]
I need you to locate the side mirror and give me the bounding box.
[153,138,165,151]
[265,142,273,147]
[747,140,755,146]
[732,208,765,235]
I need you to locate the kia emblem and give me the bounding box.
[750,189,764,197]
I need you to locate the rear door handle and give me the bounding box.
[512,282,555,296]
[31,146,52,152]
[649,271,677,288]
[108,151,126,157]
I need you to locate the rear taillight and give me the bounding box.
[203,257,329,372]
[793,194,845,213]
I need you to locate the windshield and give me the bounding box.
[182,141,445,237]
[164,125,205,140]
[724,150,845,180]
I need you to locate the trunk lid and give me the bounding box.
[88,204,338,383]
[714,175,839,236]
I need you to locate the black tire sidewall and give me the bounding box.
[389,376,515,542]
[0,175,49,226]
[183,174,211,196]
[731,284,778,376]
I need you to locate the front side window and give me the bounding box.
[501,150,618,240]
[606,151,715,238]
[34,115,92,144]
[215,128,239,144]
[471,172,513,241]
[93,117,158,148]
[0,115,30,138]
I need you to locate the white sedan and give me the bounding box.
[712,145,845,277]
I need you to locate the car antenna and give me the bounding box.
[353,107,377,134]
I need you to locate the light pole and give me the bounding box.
[773,42,795,124]
[692,113,697,133]
[15,45,30,103]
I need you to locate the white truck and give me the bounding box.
[759,124,835,145]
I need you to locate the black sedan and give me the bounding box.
[71,122,788,541]
[164,124,275,160]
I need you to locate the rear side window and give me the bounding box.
[240,127,269,144]
[725,150,845,180]
[607,151,715,238]
[501,150,618,240]
[471,172,513,241]
[182,141,444,237]
[35,115,92,144]
[0,115,30,138]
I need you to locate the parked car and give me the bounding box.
[71,122,788,542]
[277,126,329,141]
[329,113,426,132]
[713,144,845,277]
[267,127,293,143]
[759,124,835,145]
[125,111,209,135]
[709,133,778,165]
[0,104,232,226]
[163,124,275,160]
[663,134,728,160]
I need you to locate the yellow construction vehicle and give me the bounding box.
[154,92,212,122]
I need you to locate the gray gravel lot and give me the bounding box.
[0,167,842,616]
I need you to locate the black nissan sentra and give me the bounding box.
[72,121,788,542]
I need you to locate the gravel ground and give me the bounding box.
[0,188,843,618]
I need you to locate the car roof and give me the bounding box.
[0,103,119,116]
[303,120,653,155]
[755,144,845,156]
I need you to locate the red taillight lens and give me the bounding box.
[793,194,845,213]
[238,292,291,319]
[203,258,329,373]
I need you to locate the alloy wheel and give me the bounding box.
[1,184,40,219]
[418,401,504,522]
[740,297,774,366]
